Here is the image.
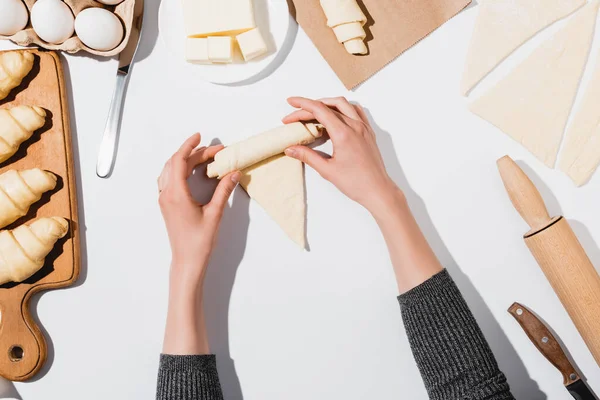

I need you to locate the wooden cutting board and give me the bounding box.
[0,49,80,381]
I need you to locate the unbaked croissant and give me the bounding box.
[320,0,368,55]
[0,105,46,163]
[0,51,34,101]
[0,217,69,285]
[0,169,57,228]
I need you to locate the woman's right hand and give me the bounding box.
[283,97,402,214]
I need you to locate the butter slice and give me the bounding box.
[236,27,267,61]
[183,0,256,37]
[208,36,233,63]
[186,38,210,63]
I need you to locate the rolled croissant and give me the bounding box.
[0,51,35,101]
[320,0,368,55]
[207,122,322,179]
[0,105,47,163]
[0,169,57,229]
[0,217,69,285]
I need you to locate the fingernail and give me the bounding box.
[231,171,241,184]
[285,148,296,157]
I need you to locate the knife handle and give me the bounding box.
[497,156,553,234]
[96,71,129,178]
[508,302,580,386]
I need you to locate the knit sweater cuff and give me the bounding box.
[398,269,514,400]
[156,354,224,400]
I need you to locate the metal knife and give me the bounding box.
[508,302,597,400]
[96,0,145,178]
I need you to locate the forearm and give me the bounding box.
[398,270,514,400]
[157,263,224,400]
[163,263,209,355]
[370,189,443,294]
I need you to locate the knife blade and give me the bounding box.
[508,302,597,400]
[96,0,145,178]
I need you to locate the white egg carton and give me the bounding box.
[0,0,135,57]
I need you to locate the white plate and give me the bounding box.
[158,0,292,85]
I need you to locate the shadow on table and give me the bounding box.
[363,107,547,399]
[188,145,251,400]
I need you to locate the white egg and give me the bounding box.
[31,0,75,44]
[0,0,28,36]
[96,0,124,4]
[75,8,124,51]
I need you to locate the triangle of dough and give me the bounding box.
[559,52,600,186]
[461,0,585,95]
[470,1,599,168]
[240,155,306,249]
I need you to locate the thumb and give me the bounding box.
[208,171,241,215]
[285,146,329,175]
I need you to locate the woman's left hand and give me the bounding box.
[158,133,240,289]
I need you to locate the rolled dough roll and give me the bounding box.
[333,21,365,43]
[320,0,366,28]
[207,122,322,179]
[344,38,367,55]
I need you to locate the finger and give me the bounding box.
[319,97,361,120]
[282,109,315,124]
[157,159,171,193]
[187,144,224,176]
[287,97,347,133]
[170,133,202,183]
[285,146,330,176]
[207,171,241,216]
[353,104,369,124]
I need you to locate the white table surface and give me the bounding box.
[2,1,600,399]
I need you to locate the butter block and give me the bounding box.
[208,36,233,63]
[186,38,210,63]
[236,27,268,61]
[183,0,256,37]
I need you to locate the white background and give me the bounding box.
[2,0,600,398]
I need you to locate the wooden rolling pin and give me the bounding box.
[497,156,600,367]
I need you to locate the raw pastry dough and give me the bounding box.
[461,0,585,95]
[0,105,47,163]
[0,51,35,101]
[240,155,306,248]
[0,169,57,228]
[470,1,599,168]
[207,122,321,178]
[559,54,600,186]
[320,0,367,55]
[0,216,69,285]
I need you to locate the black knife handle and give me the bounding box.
[508,302,580,386]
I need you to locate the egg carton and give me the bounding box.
[0,0,135,57]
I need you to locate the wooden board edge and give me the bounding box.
[14,51,81,381]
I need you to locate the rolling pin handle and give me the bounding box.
[497,156,552,233]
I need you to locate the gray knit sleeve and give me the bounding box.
[398,269,515,400]
[156,354,224,400]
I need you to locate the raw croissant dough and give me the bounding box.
[240,155,306,248]
[0,105,47,163]
[207,122,321,247]
[461,0,585,95]
[559,53,600,186]
[320,0,367,55]
[0,51,34,101]
[0,217,69,285]
[470,1,599,168]
[207,122,321,178]
[0,169,57,228]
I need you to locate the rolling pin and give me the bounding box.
[497,156,600,367]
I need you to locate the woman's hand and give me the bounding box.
[283,97,402,215]
[158,133,240,289]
